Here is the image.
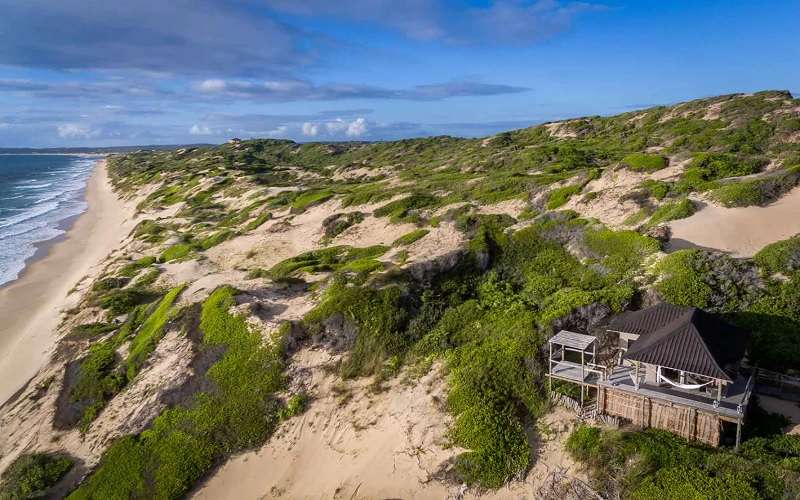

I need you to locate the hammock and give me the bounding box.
[657,366,713,390]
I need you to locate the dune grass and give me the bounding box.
[68,287,289,500]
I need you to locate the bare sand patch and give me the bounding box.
[758,396,800,435]
[668,187,800,257]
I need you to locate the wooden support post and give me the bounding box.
[690,408,698,442]
[735,416,743,452]
[634,362,640,390]
[548,342,553,393]
[716,379,723,402]
[580,349,585,406]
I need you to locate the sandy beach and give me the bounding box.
[0,159,132,406]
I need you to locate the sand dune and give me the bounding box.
[668,187,800,257]
[0,161,134,406]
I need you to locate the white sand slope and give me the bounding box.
[668,187,800,257]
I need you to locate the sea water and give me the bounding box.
[0,155,99,287]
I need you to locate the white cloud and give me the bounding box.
[57,123,99,138]
[346,117,367,137]
[325,119,348,134]
[198,79,227,92]
[189,124,213,135]
[301,122,319,137]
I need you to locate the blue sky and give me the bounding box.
[0,0,797,147]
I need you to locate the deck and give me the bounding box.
[599,367,752,420]
[548,361,602,386]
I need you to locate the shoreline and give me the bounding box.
[0,159,133,405]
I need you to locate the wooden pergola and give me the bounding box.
[548,330,599,405]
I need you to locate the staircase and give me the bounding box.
[579,403,597,421]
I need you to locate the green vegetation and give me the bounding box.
[68,322,117,340]
[754,235,800,275]
[244,211,271,231]
[647,198,696,226]
[621,153,668,172]
[69,287,289,500]
[125,285,186,380]
[268,245,389,280]
[118,256,157,278]
[197,229,234,250]
[546,184,582,209]
[98,288,157,317]
[290,189,334,213]
[158,242,194,263]
[0,453,73,500]
[567,425,800,499]
[374,193,440,223]
[322,212,364,239]
[393,229,429,246]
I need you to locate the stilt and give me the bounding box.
[735,416,742,452]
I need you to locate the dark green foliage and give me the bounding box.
[268,245,389,280]
[711,168,800,208]
[304,280,409,378]
[677,153,764,193]
[654,249,762,312]
[92,277,129,293]
[321,212,364,239]
[132,220,169,243]
[0,453,73,500]
[374,193,440,223]
[567,427,800,500]
[69,341,126,431]
[118,256,157,278]
[622,153,668,172]
[68,322,117,340]
[393,229,429,246]
[69,287,288,500]
[754,235,800,275]
[98,288,157,317]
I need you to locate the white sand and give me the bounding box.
[0,160,134,406]
[668,187,800,257]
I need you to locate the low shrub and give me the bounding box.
[244,211,272,231]
[290,190,333,213]
[374,193,439,223]
[99,288,156,317]
[0,453,73,499]
[647,198,696,226]
[69,288,288,500]
[158,242,194,263]
[322,212,364,239]
[621,153,668,172]
[393,229,429,246]
[125,285,186,381]
[546,184,582,209]
[68,322,117,340]
[118,256,157,278]
[268,245,389,280]
[754,235,800,275]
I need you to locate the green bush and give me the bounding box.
[565,424,602,461]
[69,288,288,500]
[99,288,156,316]
[268,245,389,279]
[374,193,439,223]
[279,393,308,420]
[711,181,764,207]
[118,256,157,278]
[622,153,668,172]
[245,211,271,231]
[0,453,73,499]
[647,198,696,226]
[546,184,582,209]
[754,236,800,275]
[393,229,429,246]
[68,322,117,339]
[158,242,194,263]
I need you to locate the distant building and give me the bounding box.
[228,138,242,144]
[548,303,754,449]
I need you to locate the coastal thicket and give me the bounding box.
[62,91,800,496]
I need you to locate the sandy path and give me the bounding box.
[0,160,133,405]
[668,187,800,257]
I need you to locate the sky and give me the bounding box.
[0,0,798,147]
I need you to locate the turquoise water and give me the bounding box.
[0,155,99,286]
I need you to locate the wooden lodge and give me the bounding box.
[548,303,755,449]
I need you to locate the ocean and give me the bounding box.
[0,155,99,287]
